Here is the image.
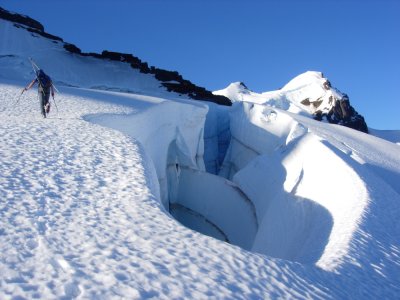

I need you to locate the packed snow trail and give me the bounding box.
[1,81,400,299]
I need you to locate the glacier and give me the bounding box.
[1,8,400,299]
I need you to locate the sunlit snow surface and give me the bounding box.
[1,16,400,300]
[1,80,399,299]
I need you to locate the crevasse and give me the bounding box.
[89,100,367,271]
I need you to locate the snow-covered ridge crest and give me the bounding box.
[214,71,368,133]
[213,82,252,102]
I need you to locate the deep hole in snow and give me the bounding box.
[165,104,339,268]
[164,106,260,251]
[162,105,259,250]
[167,134,335,267]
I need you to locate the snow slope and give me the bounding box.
[0,19,161,94]
[1,77,400,298]
[0,81,321,299]
[369,128,400,145]
[1,10,400,300]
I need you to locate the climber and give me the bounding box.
[22,69,55,118]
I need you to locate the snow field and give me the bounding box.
[0,83,162,298]
[2,82,336,299]
[80,84,400,298]
[369,128,400,145]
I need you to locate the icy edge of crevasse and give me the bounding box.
[85,101,207,209]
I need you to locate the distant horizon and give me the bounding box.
[1,0,399,130]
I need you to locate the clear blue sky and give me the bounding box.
[1,0,399,129]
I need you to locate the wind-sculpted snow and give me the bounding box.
[85,96,255,251]
[1,6,399,299]
[1,80,400,298]
[171,168,258,249]
[219,102,296,179]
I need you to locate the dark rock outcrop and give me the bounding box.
[1,7,63,42]
[76,50,231,105]
[0,7,43,31]
[63,43,81,54]
[295,73,368,133]
[66,49,230,105]
[314,93,368,133]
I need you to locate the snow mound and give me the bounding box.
[213,82,252,102]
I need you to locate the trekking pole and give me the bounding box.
[16,89,25,105]
[51,82,60,93]
[52,94,59,113]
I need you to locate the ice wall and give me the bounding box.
[171,168,258,249]
[202,103,230,174]
[219,102,296,179]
